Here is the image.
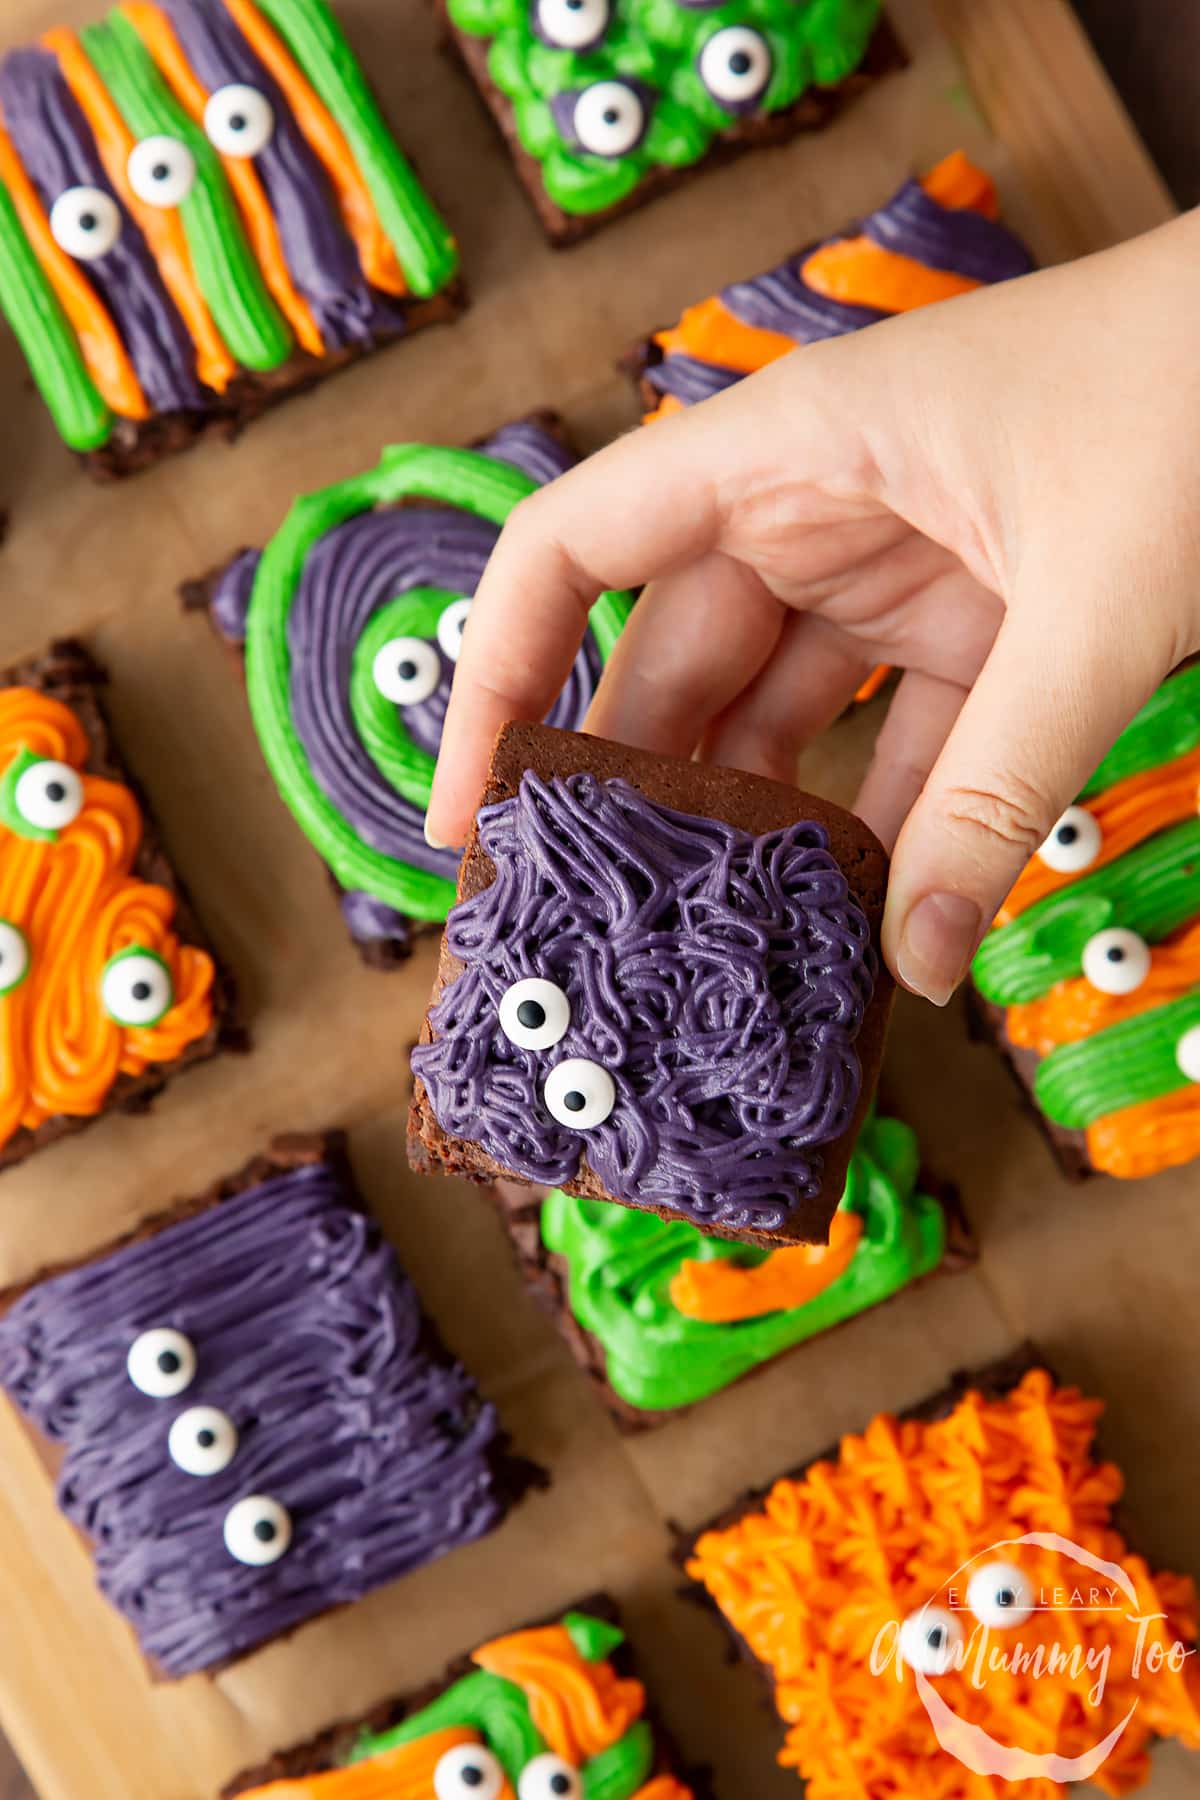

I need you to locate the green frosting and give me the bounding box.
[1080,664,1200,799]
[81,15,292,372]
[1035,991,1200,1128]
[541,1112,945,1412]
[972,818,1200,1007]
[253,0,460,296]
[242,443,632,922]
[350,586,459,810]
[448,0,882,216]
[0,180,112,450]
[348,1613,654,1799]
[0,749,61,842]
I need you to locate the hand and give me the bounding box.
[427,211,1200,1004]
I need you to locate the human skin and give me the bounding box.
[426,210,1200,1005]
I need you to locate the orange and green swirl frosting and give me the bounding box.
[235,1610,692,1799]
[687,1368,1200,1798]
[0,687,214,1145]
[973,665,1200,1178]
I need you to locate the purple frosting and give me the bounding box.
[411,773,876,1233]
[0,48,206,413]
[340,889,413,948]
[643,353,742,407]
[209,546,262,644]
[0,1160,506,1677]
[864,178,1033,285]
[158,0,401,349]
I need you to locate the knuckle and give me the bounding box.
[939,775,1051,860]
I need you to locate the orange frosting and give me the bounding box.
[1086,1087,1200,1180]
[630,1783,693,1800]
[853,665,891,704]
[43,25,238,395]
[1007,920,1200,1054]
[800,241,979,311]
[119,0,323,357]
[687,1369,1200,1799]
[0,689,214,1146]
[473,1624,645,1765]
[651,293,797,378]
[235,1729,501,1799]
[0,112,149,419]
[670,1209,864,1322]
[218,0,407,296]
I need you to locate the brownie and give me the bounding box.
[224,1591,705,1798]
[488,1116,975,1431]
[0,3,463,480]
[683,1348,1200,1793]
[0,1133,541,1681]
[439,0,907,247]
[0,637,239,1172]
[183,413,633,968]
[409,721,894,1248]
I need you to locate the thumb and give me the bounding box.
[881,600,1172,1005]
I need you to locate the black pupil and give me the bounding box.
[157,1349,180,1374]
[197,1428,216,1449]
[79,211,98,232]
[153,163,171,182]
[566,0,584,8]
[729,50,752,72]
[132,980,153,1001]
[928,1626,945,1648]
[550,1779,572,1796]
[1106,945,1125,962]
[253,1519,276,1542]
[1056,823,1078,845]
[516,999,546,1030]
[997,1588,1015,1607]
[563,1089,587,1113]
[45,781,66,802]
[461,1771,485,1790]
[230,113,247,131]
[397,659,418,681]
[603,107,620,125]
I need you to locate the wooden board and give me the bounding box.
[0,3,1190,1797]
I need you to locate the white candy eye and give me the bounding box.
[127,135,196,208]
[168,1405,238,1477]
[572,81,645,158]
[544,1057,615,1129]
[372,636,441,705]
[434,1743,505,1800]
[14,759,83,832]
[1036,806,1101,874]
[698,26,772,107]
[101,949,174,1027]
[536,0,610,49]
[519,1754,582,1799]
[1176,1025,1200,1083]
[223,1494,292,1565]
[1081,928,1151,996]
[0,921,30,994]
[127,1327,196,1399]
[436,598,473,664]
[500,977,571,1050]
[204,84,274,157]
[49,186,122,260]
[966,1561,1035,1629]
[899,1606,962,1675]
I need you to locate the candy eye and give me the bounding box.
[127,135,196,208]
[519,1754,582,1799]
[204,84,274,157]
[0,921,30,994]
[1081,927,1151,996]
[101,948,174,1027]
[372,636,442,705]
[571,81,646,158]
[966,1561,1034,1629]
[898,1605,962,1675]
[433,1743,504,1800]
[436,598,473,665]
[127,1328,196,1398]
[1035,806,1101,874]
[698,25,772,108]
[48,186,122,260]
[543,1057,615,1128]
[168,1405,238,1477]
[535,0,611,50]
[223,1495,292,1565]
[1176,1025,1200,1083]
[500,977,571,1050]
[13,758,83,833]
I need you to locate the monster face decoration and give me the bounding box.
[411,732,889,1242]
[202,421,633,957]
[539,1111,947,1414]
[233,1608,694,1799]
[687,1366,1200,1796]
[445,0,893,236]
[0,1151,517,1676]
[972,664,1200,1179]
[0,681,216,1156]
[0,0,459,467]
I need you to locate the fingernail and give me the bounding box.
[424,817,448,850]
[895,892,982,1007]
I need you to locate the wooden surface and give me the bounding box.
[0,3,1192,1799]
